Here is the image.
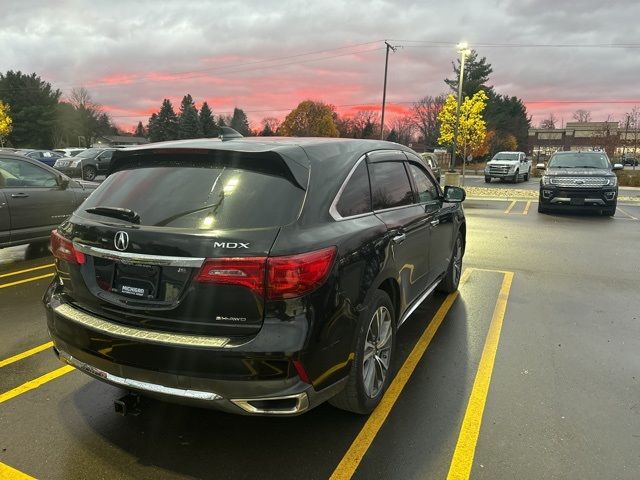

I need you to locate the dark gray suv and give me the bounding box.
[54,148,118,181]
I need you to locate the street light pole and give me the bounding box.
[450,43,470,171]
[380,41,397,140]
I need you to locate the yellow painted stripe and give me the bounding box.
[0,365,74,404]
[0,273,54,290]
[329,268,473,480]
[616,206,637,220]
[0,462,36,480]
[0,263,55,279]
[504,200,517,214]
[446,271,514,480]
[522,200,532,215]
[0,342,54,369]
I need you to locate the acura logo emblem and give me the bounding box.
[576,180,584,184]
[114,231,129,251]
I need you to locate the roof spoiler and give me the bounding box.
[219,127,243,141]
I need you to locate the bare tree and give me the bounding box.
[572,109,592,123]
[411,94,446,149]
[391,114,416,146]
[540,113,558,129]
[591,114,618,157]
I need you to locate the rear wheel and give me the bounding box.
[329,290,395,414]
[437,232,463,293]
[82,165,97,181]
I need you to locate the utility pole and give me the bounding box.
[450,43,470,171]
[380,41,397,140]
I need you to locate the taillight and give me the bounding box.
[195,246,337,300]
[195,257,267,295]
[50,230,85,265]
[266,246,336,300]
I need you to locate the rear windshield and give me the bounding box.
[81,164,305,229]
[548,153,610,169]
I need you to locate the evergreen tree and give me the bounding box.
[217,116,227,128]
[230,107,251,136]
[134,121,145,137]
[178,94,201,139]
[445,50,493,99]
[386,129,399,143]
[484,91,531,154]
[199,101,217,137]
[150,99,179,141]
[260,123,274,136]
[0,70,61,148]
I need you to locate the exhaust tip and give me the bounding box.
[231,392,309,415]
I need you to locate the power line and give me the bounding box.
[389,39,640,48]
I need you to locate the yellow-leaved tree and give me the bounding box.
[0,100,12,147]
[438,90,488,166]
[279,100,339,137]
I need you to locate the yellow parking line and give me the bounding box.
[446,271,514,480]
[616,206,638,220]
[329,268,473,480]
[0,342,54,369]
[0,273,54,290]
[0,365,74,405]
[0,263,55,279]
[504,200,517,214]
[522,200,532,215]
[0,462,36,480]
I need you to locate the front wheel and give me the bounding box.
[82,165,97,181]
[603,206,616,216]
[538,201,549,214]
[524,169,530,181]
[438,232,463,293]
[329,290,396,414]
[484,176,491,183]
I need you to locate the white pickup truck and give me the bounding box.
[484,151,531,183]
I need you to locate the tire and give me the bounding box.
[524,169,530,181]
[484,176,491,183]
[513,170,520,183]
[437,232,463,293]
[538,202,549,214]
[329,290,396,414]
[603,206,616,216]
[82,165,97,181]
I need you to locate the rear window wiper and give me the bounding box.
[85,206,141,224]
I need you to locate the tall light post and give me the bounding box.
[380,41,397,140]
[450,42,471,171]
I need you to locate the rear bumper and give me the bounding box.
[44,284,349,415]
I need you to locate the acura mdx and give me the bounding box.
[44,137,466,416]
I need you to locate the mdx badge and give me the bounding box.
[114,231,129,251]
[213,242,249,249]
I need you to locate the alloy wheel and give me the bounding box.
[362,306,393,398]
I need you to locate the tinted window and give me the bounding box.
[369,161,413,210]
[336,161,371,217]
[408,163,439,203]
[81,163,305,229]
[0,158,58,188]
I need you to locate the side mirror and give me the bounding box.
[443,185,465,203]
[612,163,623,171]
[536,163,546,170]
[58,175,70,190]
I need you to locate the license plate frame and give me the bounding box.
[113,263,161,299]
[570,197,585,206]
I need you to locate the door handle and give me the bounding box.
[11,193,29,198]
[392,233,406,244]
[430,219,440,227]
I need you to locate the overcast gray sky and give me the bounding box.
[2,0,639,131]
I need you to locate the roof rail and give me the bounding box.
[219,127,243,141]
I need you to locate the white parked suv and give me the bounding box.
[484,151,531,183]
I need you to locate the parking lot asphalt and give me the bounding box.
[1,201,639,479]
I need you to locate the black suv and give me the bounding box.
[54,148,118,181]
[537,151,622,215]
[44,137,466,416]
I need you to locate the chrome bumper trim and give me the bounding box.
[231,392,309,415]
[53,303,230,348]
[73,242,205,268]
[58,349,222,401]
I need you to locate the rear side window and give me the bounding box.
[369,161,413,210]
[336,161,371,217]
[82,162,305,230]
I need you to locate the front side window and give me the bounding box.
[336,161,371,217]
[369,161,413,210]
[408,163,439,203]
[0,158,58,188]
